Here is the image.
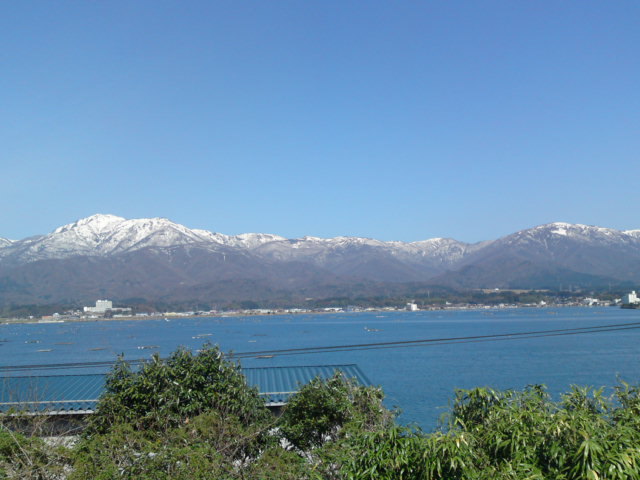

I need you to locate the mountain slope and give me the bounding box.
[1,216,639,306]
[0,214,474,282]
[435,223,640,288]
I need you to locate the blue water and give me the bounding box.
[1,307,640,431]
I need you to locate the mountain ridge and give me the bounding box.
[0,214,478,266]
[1,215,638,306]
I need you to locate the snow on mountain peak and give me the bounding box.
[6,215,636,270]
[53,214,126,235]
[530,222,611,236]
[290,235,386,248]
[0,215,217,262]
[231,233,287,248]
[504,222,634,249]
[547,223,573,236]
[0,214,297,263]
[533,222,585,236]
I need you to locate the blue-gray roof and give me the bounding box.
[0,374,104,413]
[0,364,371,414]
[245,364,371,406]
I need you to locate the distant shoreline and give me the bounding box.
[0,303,612,326]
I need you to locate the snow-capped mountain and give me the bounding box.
[0,214,287,264]
[1,216,639,305]
[0,214,475,269]
[253,235,473,262]
[499,222,640,247]
[434,222,640,288]
[248,235,480,282]
[222,233,288,249]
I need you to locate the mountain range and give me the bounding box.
[1,214,639,307]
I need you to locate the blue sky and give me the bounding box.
[2,1,638,242]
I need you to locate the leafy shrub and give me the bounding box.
[0,428,70,479]
[446,384,640,480]
[71,419,232,480]
[8,341,640,480]
[243,446,316,480]
[344,383,640,480]
[87,344,270,434]
[339,425,428,480]
[73,410,304,479]
[279,372,392,450]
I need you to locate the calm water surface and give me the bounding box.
[1,307,639,430]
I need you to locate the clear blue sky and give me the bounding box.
[2,1,638,242]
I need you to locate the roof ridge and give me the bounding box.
[241,363,357,371]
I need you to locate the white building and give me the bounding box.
[406,302,419,311]
[622,291,639,305]
[84,299,113,313]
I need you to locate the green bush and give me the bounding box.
[445,384,640,480]
[279,372,392,450]
[6,342,640,480]
[87,344,270,434]
[71,419,232,480]
[339,425,428,480]
[341,383,640,480]
[73,409,314,479]
[243,446,316,480]
[0,428,71,480]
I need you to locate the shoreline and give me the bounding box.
[0,303,610,326]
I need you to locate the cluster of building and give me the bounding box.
[82,299,131,316]
[20,291,640,324]
[83,299,112,314]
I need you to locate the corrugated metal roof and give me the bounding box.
[0,374,104,413]
[0,364,370,414]
[245,364,371,405]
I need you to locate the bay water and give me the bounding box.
[1,306,639,431]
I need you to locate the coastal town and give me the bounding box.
[2,291,631,324]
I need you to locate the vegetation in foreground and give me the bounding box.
[2,345,640,479]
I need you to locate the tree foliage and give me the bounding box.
[4,344,640,479]
[87,344,269,434]
[279,372,392,450]
[0,428,71,480]
[329,383,640,480]
[343,384,640,480]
